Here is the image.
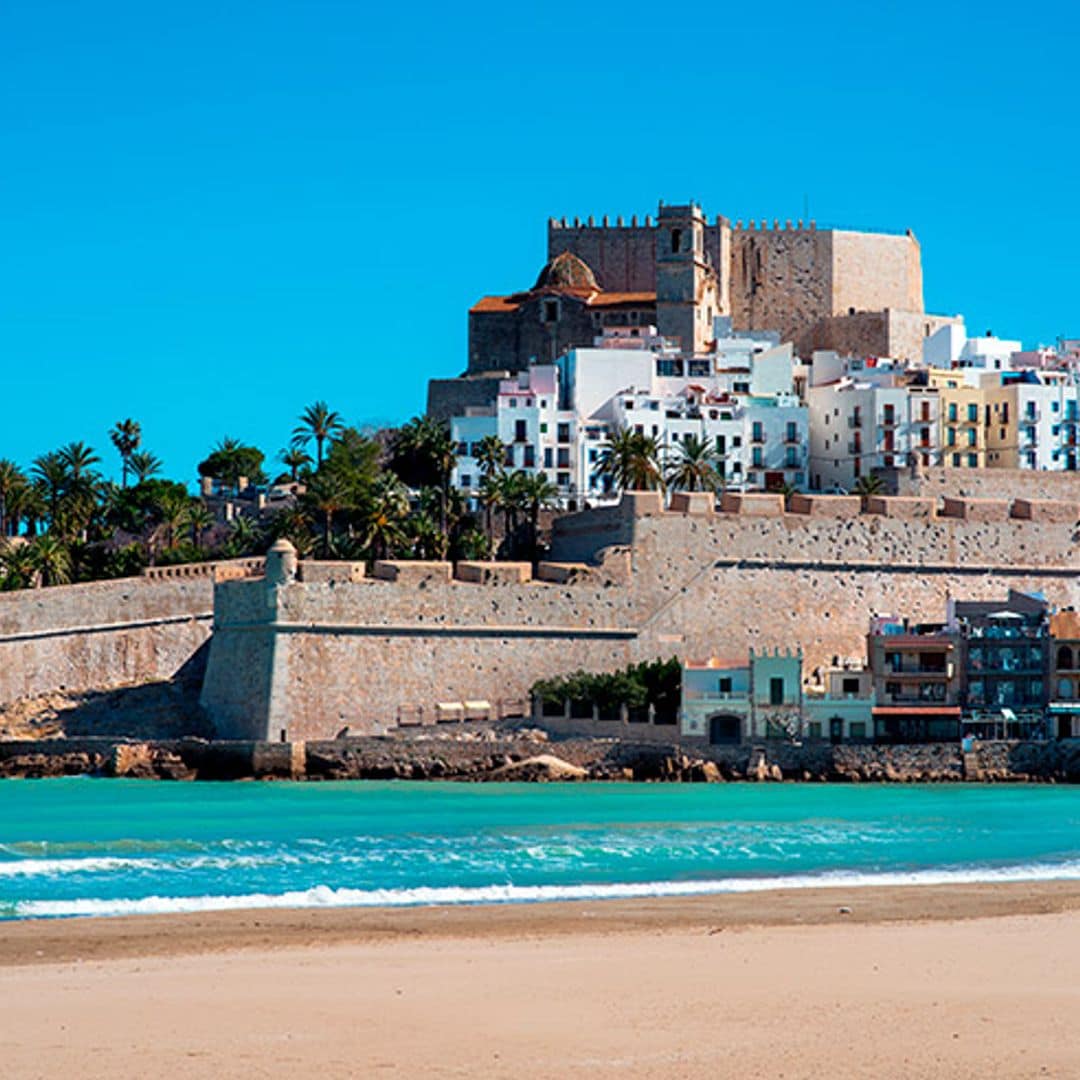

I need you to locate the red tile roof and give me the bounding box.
[470,290,656,315]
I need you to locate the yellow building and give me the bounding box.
[929,369,988,469]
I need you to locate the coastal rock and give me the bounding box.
[487,754,588,781]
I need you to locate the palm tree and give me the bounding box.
[292,402,344,469]
[32,452,68,531]
[361,474,409,561]
[0,539,35,590]
[519,472,558,559]
[182,501,215,550]
[303,470,351,557]
[153,487,193,552]
[128,451,163,484]
[474,434,507,480]
[27,534,72,587]
[0,460,28,537]
[490,469,529,554]
[58,441,101,481]
[109,420,141,488]
[597,427,663,493]
[851,474,884,498]
[280,446,312,483]
[665,434,721,493]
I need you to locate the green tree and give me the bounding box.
[0,539,35,590]
[182,501,215,550]
[665,434,721,493]
[129,451,163,484]
[0,460,28,538]
[597,427,662,493]
[519,471,558,559]
[198,438,267,494]
[360,473,409,561]
[27,534,72,587]
[851,474,884,498]
[292,401,344,469]
[474,434,507,480]
[109,420,142,488]
[279,446,313,483]
[302,470,351,557]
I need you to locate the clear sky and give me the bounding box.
[3,0,1078,483]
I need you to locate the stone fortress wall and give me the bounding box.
[0,558,265,713]
[200,493,1080,741]
[0,576,215,710]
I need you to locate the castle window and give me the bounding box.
[671,228,682,253]
[543,300,559,323]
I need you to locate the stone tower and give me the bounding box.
[655,203,721,354]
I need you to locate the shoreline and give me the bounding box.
[4,878,1080,967]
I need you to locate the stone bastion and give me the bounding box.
[199,493,1080,741]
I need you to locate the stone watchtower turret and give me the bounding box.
[655,203,721,355]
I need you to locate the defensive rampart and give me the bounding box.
[201,494,1080,740]
[0,559,263,714]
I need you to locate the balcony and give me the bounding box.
[751,432,765,445]
[1023,408,1041,422]
[684,690,747,703]
[847,415,863,429]
[848,440,862,454]
[879,413,898,427]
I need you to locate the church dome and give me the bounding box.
[532,251,599,292]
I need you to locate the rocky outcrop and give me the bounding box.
[1,732,1078,783]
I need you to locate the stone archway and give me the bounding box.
[708,713,741,745]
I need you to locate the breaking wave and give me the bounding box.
[14,859,1080,920]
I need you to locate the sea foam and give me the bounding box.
[15,859,1080,919]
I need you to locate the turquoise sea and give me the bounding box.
[2,780,1080,919]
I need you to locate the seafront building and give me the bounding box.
[678,590,1072,745]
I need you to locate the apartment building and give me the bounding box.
[807,352,940,491]
[451,323,808,501]
[866,615,963,742]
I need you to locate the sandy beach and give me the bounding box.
[2,881,1079,1079]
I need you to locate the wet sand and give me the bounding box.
[2,881,1079,1078]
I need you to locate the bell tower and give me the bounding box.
[655,202,720,355]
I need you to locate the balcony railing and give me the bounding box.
[848,415,863,429]
[879,414,898,427]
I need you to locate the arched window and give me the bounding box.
[1057,645,1073,670]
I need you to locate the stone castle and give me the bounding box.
[428,200,957,419]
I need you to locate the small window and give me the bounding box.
[670,228,682,253]
[460,474,471,488]
[543,300,559,323]
[557,422,570,443]
[842,677,860,695]
[718,677,732,693]
[769,677,784,705]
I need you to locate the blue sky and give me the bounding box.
[3,0,1078,482]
